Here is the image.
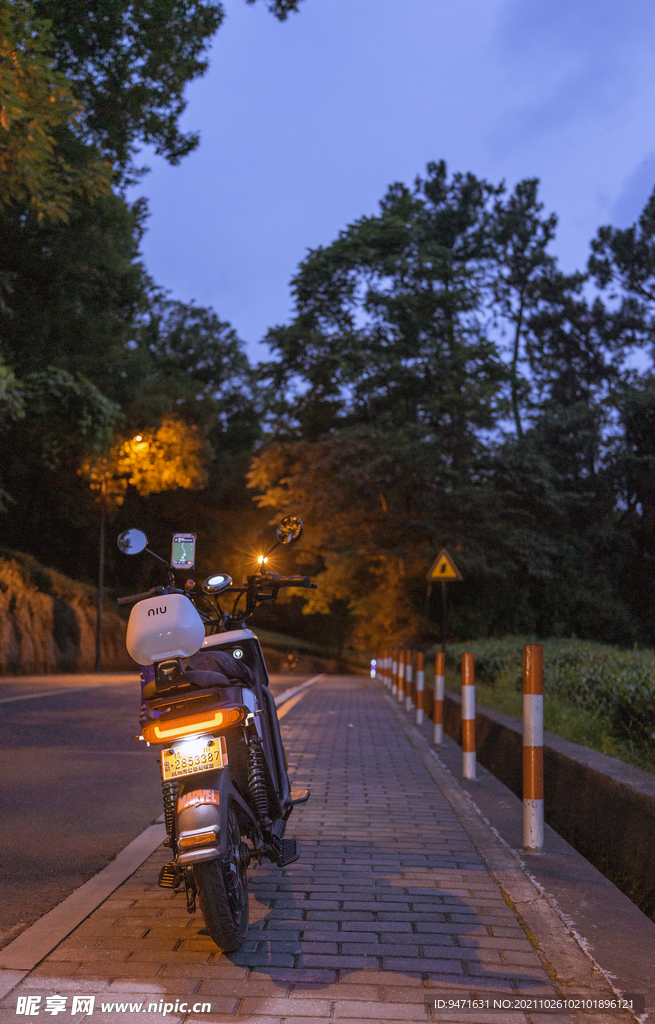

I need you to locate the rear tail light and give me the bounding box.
[142,704,245,744]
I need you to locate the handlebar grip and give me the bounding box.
[277,576,314,588]
[117,590,152,606]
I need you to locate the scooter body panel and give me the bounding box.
[175,768,257,865]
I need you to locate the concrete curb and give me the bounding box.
[383,692,641,1024]
[0,824,166,984]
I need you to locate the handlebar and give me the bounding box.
[280,577,317,589]
[260,573,317,589]
[117,573,315,614]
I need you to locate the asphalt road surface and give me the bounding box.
[0,671,306,950]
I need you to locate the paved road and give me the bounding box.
[0,673,306,950]
[1,675,650,1024]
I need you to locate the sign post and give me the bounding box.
[426,548,462,653]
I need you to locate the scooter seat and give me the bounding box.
[186,651,256,689]
[184,669,232,689]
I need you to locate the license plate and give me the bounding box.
[161,736,227,781]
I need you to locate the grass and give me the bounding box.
[437,637,655,777]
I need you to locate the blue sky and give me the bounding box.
[132,0,655,361]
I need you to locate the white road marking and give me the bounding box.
[274,673,324,708]
[0,676,139,704]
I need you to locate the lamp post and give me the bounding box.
[95,502,105,673]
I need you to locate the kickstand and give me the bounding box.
[184,869,196,914]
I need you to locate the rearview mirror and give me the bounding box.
[276,515,303,545]
[117,528,148,555]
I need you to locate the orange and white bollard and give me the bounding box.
[433,652,445,744]
[391,649,398,695]
[383,650,390,689]
[461,653,476,779]
[523,644,544,851]
[405,650,414,711]
[397,649,405,703]
[415,652,425,725]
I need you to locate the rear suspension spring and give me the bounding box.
[247,737,269,822]
[162,780,178,839]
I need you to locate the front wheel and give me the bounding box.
[194,805,249,951]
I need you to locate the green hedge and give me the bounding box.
[445,638,655,746]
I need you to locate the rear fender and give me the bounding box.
[175,769,255,865]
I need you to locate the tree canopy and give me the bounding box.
[2,0,655,653]
[31,0,305,176]
[251,162,652,649]
[0,0,111,219]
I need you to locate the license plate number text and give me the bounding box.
[161,736,227,780]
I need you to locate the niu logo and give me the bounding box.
[147,606,167,617]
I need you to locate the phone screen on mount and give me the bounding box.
[171,534,196,569]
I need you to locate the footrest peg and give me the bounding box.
[288,788,310,805]
[276,838,300,867]
[158,863,182,889]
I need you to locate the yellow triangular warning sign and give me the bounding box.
[427,548,462,582]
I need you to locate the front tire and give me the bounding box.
[193,805,249,951]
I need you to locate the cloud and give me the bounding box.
[492,0,655,143]
[610,151,655,228]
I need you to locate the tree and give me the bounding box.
[0,183,149,394]
[490,179,558,439]
[589,186,655,309]
[126,298,252,424]
[0,0,111,220]
[612,380,655,630]
[261,161,508,451]
[82,416,208,506]
[0,353,24,510]
[31,0,306,176]
[0,367,123,574]
[120,296,261,524]
[250,163,647,649]
[0,354,23,426]
[253,162,514,645]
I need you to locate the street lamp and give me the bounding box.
[81,419,208,673]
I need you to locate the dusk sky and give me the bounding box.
[131,0,655,362]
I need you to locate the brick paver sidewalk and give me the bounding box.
[0,677,637,1024]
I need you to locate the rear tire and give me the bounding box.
[194,806,249,951]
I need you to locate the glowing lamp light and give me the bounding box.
[257,555,268,565]
[131,433,149,452]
